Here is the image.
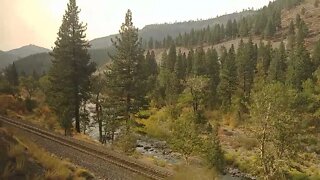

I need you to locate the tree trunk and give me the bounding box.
[96,94,103,143]
[126,94,131,133]
[261,103,271,179]
[75,94,80,133]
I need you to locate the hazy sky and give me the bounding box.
[0,0,272,51]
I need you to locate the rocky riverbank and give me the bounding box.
[135,136,182,164]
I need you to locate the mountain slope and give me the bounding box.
[149,0,320,62]
[90,11,255,49]
[15,53,52,75]
[7,44,50,59]
[14,48,114,75]
[0,51,18,70]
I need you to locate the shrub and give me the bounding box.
[74,168,95,179]
[137,107,172,139]
[114,132,137,154]
[153,158,166,167]
[236,135,258,150]
[25,98,37,112]
[204,126,225,173]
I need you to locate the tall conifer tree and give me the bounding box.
[48,0,95,134]
[105,10,146,130]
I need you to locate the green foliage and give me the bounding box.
[193,47,206,75]
[250,83,303,179]
[20,76,39,99]
[205,48,220,107]
[47,0,96,133]
[137,108,173,139]
[114,131,137,155]
[101,96,123,143]
[157,67,180,105]
[264,18,276,38]
[204,125,225,173]
[24,98,37,112]
[268,42,287,82]
[0,76,14,94]
[312,40,320,69]
[218,45,237,110]
[105,10,148,133]
[14,53,51,75]
[237,38,257,101]
[169,109,202,163]
[287,36,313,90]
[4,63,19,87]
[186,76,210,124]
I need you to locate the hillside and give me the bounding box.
[280,0,320,49]
[0,51,17,70]
[14,48,114,75]
[7,44,50,59]
[15,52,52,75]
[90,11,255,49]
[150,0,320,61]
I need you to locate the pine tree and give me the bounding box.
[287,31,313,90]
[148,37,154,49]
[149,51,158,75]
[47,0,95,134]
[239,18,249,37]
[295,14,302,28]
[287,20,296,50]
[145,50,158,77]
[167,44,177,72]
[193,46,206,75]
[174,50,186,80]
[296,19,309,43]
[236,38,256,100]
[205,124,225,173]
[312,40,320,69]
[5,62,19,87]
[232,19,238,38]
[263,41,272,76]
[186,49,194,76]
[268,42,287,82]
[226,19,233,38]
[264,18,276,38]
[218,45,237,109]
[106,9,146,130]
[160,51,168,69]
[205,48,220,107]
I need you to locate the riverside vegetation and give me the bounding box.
[0,0,320,179]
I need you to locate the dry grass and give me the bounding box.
[7,143,25,159]
[0,95,26,115]
[73,133,100,145]
[13,132,95,180]
[280,0,320,50]
[170,165,219,180]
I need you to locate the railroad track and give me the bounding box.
[0,115,173,180]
